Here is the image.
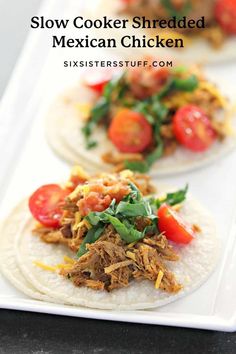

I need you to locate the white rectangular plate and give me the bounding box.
[0,0,236,332]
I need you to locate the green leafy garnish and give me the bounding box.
[77,183,187,257]
[124,160,149,173]
[172,75,199,91]
[81,74,128,148]
[77,224,105,258]
[158,74,199,99]
[154,185,188,209]
[82,68,199,171]
[124,142,164,173]
[160,0,191,19]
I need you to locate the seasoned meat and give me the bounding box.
[62,231,132,291]
[33,227,69,245]
[34,170,182,294]
[61,229,181,293]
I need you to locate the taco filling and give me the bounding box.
[119,0,236,48]
[80,62,231,172]
[29,167,199,293]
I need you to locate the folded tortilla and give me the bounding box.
[45,84,236,176]
[0,204,60,303]
[0,190,220,310]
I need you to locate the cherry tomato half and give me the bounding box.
[158,204,194,244]
[108,109,153,153]
[173,105,216,152]
[29,184,69,228]
[121,0,135,3]
[83,69,113,95]
[215,0,236,34]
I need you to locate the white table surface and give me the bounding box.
[0,0,42,98]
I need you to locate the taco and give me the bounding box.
[0,206,59,303]
[87,0,236,63]
[46,62,235,175]
[0,167,219,309]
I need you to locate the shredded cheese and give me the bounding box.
[157,194,167,202]
[120,170,134,179]
[63,256,76,264]
[34,258,75,273]
[71,165,90,180]
[72,212,82,231]
[172,204,182,211]
[55,264,73,270]
[69,184,90,200]
[78,219,92,230]
[155,270,164,289]
[74,103,91,120]
[127,241,138,249]
[33,261,57,272]
[104,260,133,274]
[199,81,228,108]
[126,251,136,261]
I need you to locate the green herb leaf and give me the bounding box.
[103,214,145,243]
[157,74,199,99]
[173,75,199,92]
[160,0,191,19]
[77,224,105,258]
[129,182,142,201]
[81,73,128,148]
[86,141,97,149]
[116,201,151,217]
[146,141,164,167]
[124,160,149,173]
[155,185,188,209]
[152,98,169,122]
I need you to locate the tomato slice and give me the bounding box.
[157,204,194,244]
[121,0,135,3]
[29,184,69,228]
[215,0,236,34]
[173,105,216,152]
[83,69,114,95]
[108,109,153,153]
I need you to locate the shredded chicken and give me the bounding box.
[102,152,144,164]
[33,227,69,246]
[33,169,183,293]
[60,228,181,293]
[34,171,155,252]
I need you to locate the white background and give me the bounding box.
[0,0,41,97]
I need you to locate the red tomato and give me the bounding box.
[121,0,135,3]
[83,69,113,94]
[173,105,216,152]
[78,180,130,216]
[215,0,236,34]
[78,192,112,216]
[153,67,170,81]
[108,109,153,153]
[158,204,194,244]
[29,184,69,228]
